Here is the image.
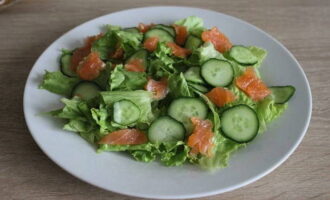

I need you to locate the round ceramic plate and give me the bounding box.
[23,6,312,199]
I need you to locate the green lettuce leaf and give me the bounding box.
[247,46,267,68]
[159,142,190,166]
[147,42,177,79]
[91,104,116,134]
[191,88,244,170]
[49,97,103,143]
[228,59,246,77]
[109,64,147,91]
[227,85,256,110]
[116,30,143,58]
[106,25,121,32]
[110,65,125,89]
[63,119,93,133]
[187,42,225,66]
[92,29,118,60]
[51,97,92,120]
[110,121,128,129]
[192,90,220,131]
[92,25,143,60]
[197,42,226,63]
[93,62,112,90]
[199,134,244,171]
[174,16,205,36]
[99,142,158,162]
[130,150,157,162]
[99,142,189,166]
[79,129,102,144]
[148,59,174,79]
[257,97,287,133]
[98,142,155,152]
[101,90,154,124]
[39,71,80,96]
[226,46,267,77]
[168,73,194,98]
[154,42,175,66]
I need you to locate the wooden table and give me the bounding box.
[1,0,329,199]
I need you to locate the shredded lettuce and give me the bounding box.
[174,16,205,36]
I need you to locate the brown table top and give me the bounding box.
[0,0,329,199]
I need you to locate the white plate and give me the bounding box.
[23,6,312,199]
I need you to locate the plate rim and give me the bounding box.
[23,6,312,199]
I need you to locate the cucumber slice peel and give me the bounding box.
[201,59,234,87]
[148,116,185,143]
[113,100,141,126]
[270,86,295,104]
[221,104,259,143]
[229,45,258,65]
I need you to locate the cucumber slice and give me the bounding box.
[184,67,205,84]
[168,98,208,133]
[221,105,259,143]
[71,81,101,101]
[60,52,77,77]
[152,24,175,37]
[148,116,185,143]
[184,35,202,51]
[201,59,234,87]
[144,28,174,43]
[229,45,258,65]
[113,100,141,126]
[124,27,140,34]
[125,49,148,69]
[270,86,295,104]
[188,82,209,93]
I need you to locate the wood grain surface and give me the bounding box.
[0,0,329,199]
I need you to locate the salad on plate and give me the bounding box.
[39,16,295,170]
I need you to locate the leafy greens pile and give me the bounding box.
[40,16,288,170]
